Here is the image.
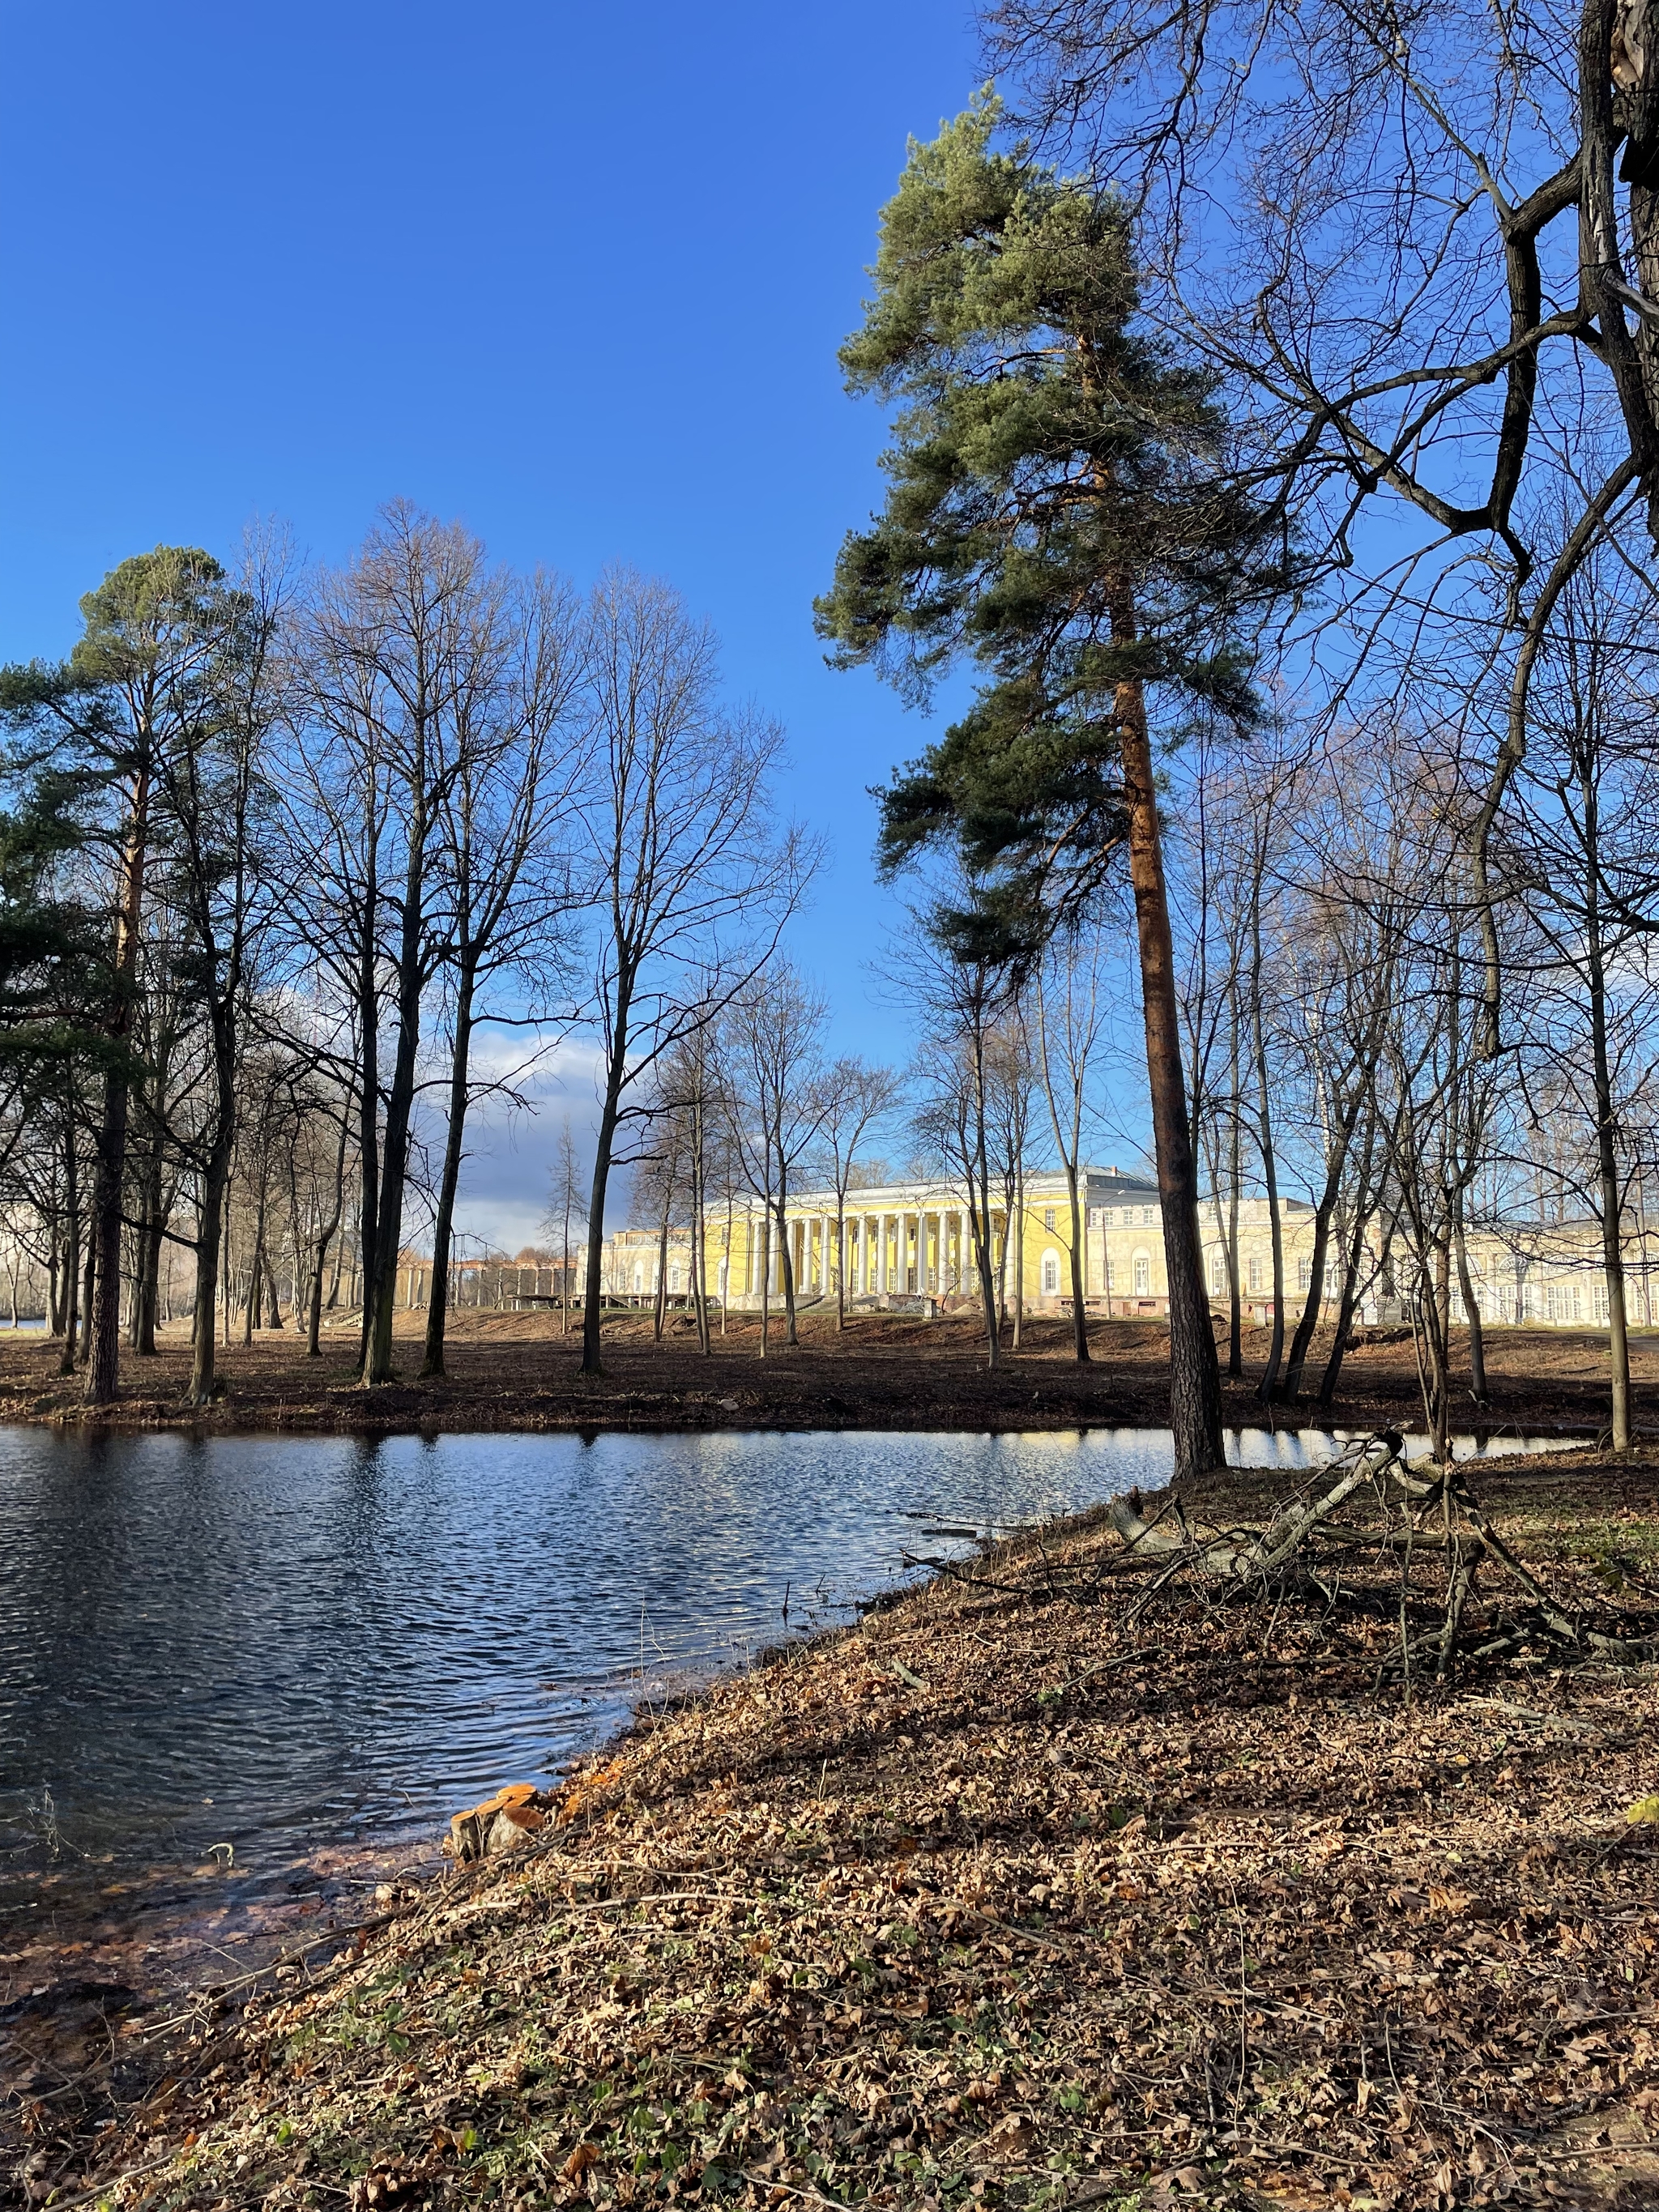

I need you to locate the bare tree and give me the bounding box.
[543,1116,588,1337]
[1035,931,1115,1362]
[288,504,487,1387]
[1501,549,1659,1450]
[574,569,810,1378]
[723,964,830,1352]
[811,1056,901,1328]
[420,569,586,1377]
[884,891,1014,1370]
[989,0,1659,1049]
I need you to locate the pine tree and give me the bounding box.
[817,93,1288,1478]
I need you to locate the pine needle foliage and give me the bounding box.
[815,91,1288,964]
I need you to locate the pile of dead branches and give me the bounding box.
[918,1434,1659,1682]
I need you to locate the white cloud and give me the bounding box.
[433,1032,619,1259]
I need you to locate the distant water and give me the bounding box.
[0,1424,1554,1930]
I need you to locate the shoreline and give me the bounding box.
[0,1307,1644,1445]
[23,1445,1659,2211]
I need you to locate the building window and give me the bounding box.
[669,1264,682,1294]
[1133,1253,1151,1296]
[1044,1208,1056,1233]
[1593,1282,1610,1324]
[1247,1255,1263,1294]
[632,1265,643,1295]
[1141,1206,1154,1225]
[1041,1251,1060,1295]
[1209,1251,1226,1294]
[1297,1258,1311,1293]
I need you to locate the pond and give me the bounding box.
[0,1422,1555,1975]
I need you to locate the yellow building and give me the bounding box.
[604,1170,1659,1329]
[608,1166,1272,1316]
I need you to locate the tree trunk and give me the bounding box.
[774,1178,798,1348]
[84,1067,130,1400]
[1452,1203,1489,1404]
[188,1152,232,1403]
[653,1185,672,1340]
[1282,1097,1362,1396]
[691,1129,710,1354]
[581,1077,624,1377]
[1587,905,1633,1450]
[422,979,476,1379]
[1111,589,1223,1479]
[364,872,429,1387]
[134,1166,163,1356]
[971,1025,1000,1370]
[1226,1029,1243,1379]
[58,1227,78,1367]
[1064,1159,1090,1361]
[1012,1156,1026,1350]
[262,1238,284,1328]
[757,1207,771,1359]
[1250,903,1287,1401]
[79,1236,96,1370]
[244,1194,265,1345]
[85,762,151,1408]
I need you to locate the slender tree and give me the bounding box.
[575,569,808,1378]
[817,99,1282,1473]
[812,1056,902,1328]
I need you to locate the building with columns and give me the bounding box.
[605,1166,1232,1316]
[603,1168,1659,1331]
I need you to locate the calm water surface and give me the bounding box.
[0,1423,1553,1920]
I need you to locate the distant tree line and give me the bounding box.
[0,507,804,1404]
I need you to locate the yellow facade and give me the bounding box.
[609,1168,1205,1314]
[605,1169,1657,1328]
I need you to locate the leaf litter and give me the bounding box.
[19,1444,1659,2212]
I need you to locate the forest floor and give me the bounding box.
[15,1445,1659,2211]
[0,1307,1652,1442]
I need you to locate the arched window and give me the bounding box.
[1133,1251,1151,1296]
[1041,1251,1060,1296]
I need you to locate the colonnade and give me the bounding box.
[740,1205,999,1299]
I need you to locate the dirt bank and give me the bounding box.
[0,1308,1647,1440]
[21,1447,1659,2210]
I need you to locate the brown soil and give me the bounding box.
[0,1308,1648,1439]
[23,1447,1659,2211]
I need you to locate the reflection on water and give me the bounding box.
[0,1422,1553,1911]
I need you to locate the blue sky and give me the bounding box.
[0,2,1095,1242]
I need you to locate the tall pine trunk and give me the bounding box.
[1111,587,1223,1479]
